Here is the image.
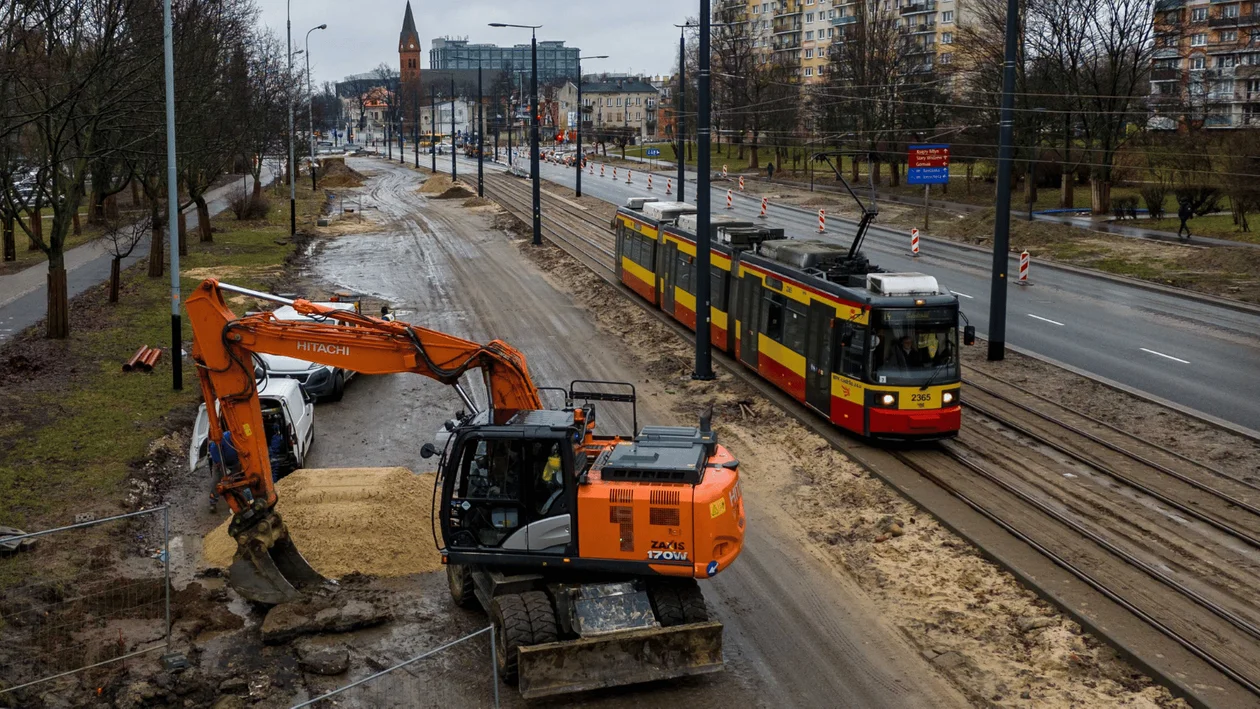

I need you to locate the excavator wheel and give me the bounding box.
[492,594,534,684]
[521,591,558,644]
[649,579,710,627]
[447,563,478,609]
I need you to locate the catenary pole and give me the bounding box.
[163,0,181,390]
[987,0,1020,361]
[694,2,713,379]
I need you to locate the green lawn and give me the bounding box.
[0,184,321,530]
[1142,213,1260,243]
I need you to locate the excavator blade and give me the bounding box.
[228,514,327,605]
[517,621,724,699]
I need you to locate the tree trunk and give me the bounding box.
[1090,179,1111,215]
[749,134,760,170]
[1025,172,1037,207]
[851,155,859,183]
[3,212,14,262]
[109,257,121,303]
[29,209,41,250]
[131,180,142,207]
[252,174,262,199]
[872,160,882,187]
[73,212,81,236]
[1060,173,1074,209]
[87,188,102,225]
[105,194,119,220]
[196,196,212,242]
[891,160,901,187]
[148,218,163,278]
[46,265,69,339]
[178,209,188,256]
[966,163,973,196]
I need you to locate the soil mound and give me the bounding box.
[202,467,441,578]
[419,174,454,194]
[435,184,474,199]
[318,157,365,188]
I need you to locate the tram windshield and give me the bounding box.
[869,308,959,386]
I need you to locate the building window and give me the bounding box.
[1192,33,1207,46]
[941,32,952,44]
[1192,7,1207,21]
[1218,55,1237,67]
[1223,4,1240,18]
[806,12,814,21]
[942,10,954,23]
[805,66,814,77]
[1221,30,1238,41]
[940,52,953,64]
[1191,55,1206,69]
[806,48,814,58]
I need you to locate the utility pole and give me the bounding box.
[694,2,713,380]
[575,55,608,198]
[530,32,541,244]
[163,0,181,390]
[987,0,1020,361]
[431,84,437,173]
[451,77,457,180]
[477,62,484,197]
[286,1,295,236]
[414,93,419,168]
[675,24,688,204]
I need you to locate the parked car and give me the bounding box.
[257,299,360,401]
[189,377,315,482]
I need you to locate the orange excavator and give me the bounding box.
[186,279,746,697]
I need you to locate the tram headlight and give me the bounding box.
[942,391,954,405]
[881,394,896,406]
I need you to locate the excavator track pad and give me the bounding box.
[228,511,326,604]
[517,621,724,699]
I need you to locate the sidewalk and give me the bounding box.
[0,170,273,342]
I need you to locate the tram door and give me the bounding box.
[804,301,834,413]
[738,272,760,367]
[661,241,678,314]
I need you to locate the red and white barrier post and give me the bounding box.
[722,164,728,179]
[911,228,920,257]
[759,197,768,219]
[1019,250,1032,285]
[589,162,594,175]
[613,167,618,181]
[647,174,653,190]
[738,176,745,191]
[600,164,605,178]
[627,169,633,184]
[666,178,673,195]
[726,190,733,210]
[818,209,826,233]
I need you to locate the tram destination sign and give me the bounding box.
[908,144,950,185]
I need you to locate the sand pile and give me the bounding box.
[318,157,366,188]
[202,467,442,578]
[419,174,454,194]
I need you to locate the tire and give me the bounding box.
[491,594,533,685]
[327,371,345,402]
[521,591,558,644]
[447,563,478,609]
[649,579,708,626]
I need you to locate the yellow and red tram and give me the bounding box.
[614,200,962,441]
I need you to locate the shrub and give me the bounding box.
[1139,185,1167,220]
[1112,195,1138,220]
[228,186,271,220]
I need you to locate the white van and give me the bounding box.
[190,378,315,482]
[258,301,360,401]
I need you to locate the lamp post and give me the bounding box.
[490,23,542,246]
[163,0,181,389]
[673,24,694,204]
[305,24,326,194]
[431,84,437,173]
[575,55,608,199]
[987,0,1020,361]
[451,77,457,180]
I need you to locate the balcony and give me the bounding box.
[832,15,857,25]
[1238,12,1260,24]
[1155,0,1184,8]
[1151,67,1182,80]
[901,1,937,14]
[1210,15,1240,27]
[908,21,937,33]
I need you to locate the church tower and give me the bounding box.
[399,2,421,134]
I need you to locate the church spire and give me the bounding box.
[399,1,419,53]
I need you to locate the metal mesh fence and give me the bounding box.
[291,626,499,709]
[0,507,170,695]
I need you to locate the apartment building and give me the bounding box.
[556,78,660,141]
[1150,0,1260,127]
[740,0,962,83]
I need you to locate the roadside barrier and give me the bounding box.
[626,170,633,184]
[1019,250,1032,285]
[722,165,728,179]
[911,228,920,257]
[647,174,653,191]
[738,176,745,191]
[600,165,605,178]
[818,209,826,233]
[726,190,733,210]
[759,197,768,219]
[666,179,673,195]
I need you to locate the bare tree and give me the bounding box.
[100,209,147,302]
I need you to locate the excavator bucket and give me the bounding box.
[517,621,724,699]
[228,513,327,605]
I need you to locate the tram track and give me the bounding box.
[458,166,1260,709]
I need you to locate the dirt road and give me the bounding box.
[299,158,967,707]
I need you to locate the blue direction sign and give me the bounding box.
[907,144,950,185]
[646,148,661,157]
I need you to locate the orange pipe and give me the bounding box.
[123,346,149,372]
[139,348,161,372]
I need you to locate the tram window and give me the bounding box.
[783,300,807,354]
[762,291,785,339]
[710,266,727,311]
[837,324,867,379]
[677,252,694,294]
[630,234,644,267]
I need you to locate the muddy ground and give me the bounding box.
[1,157,1198,708]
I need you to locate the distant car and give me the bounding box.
[258,300,361,401]
[189,377,315,482]
[317,140,333,147]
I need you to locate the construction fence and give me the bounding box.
[0,507,171,696]
[291,625,500,709]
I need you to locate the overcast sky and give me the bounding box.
[254,0,693,86]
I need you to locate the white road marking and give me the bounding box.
[1140,347,1190,364]
[953,291,974,299]
[1027,314,1065,327]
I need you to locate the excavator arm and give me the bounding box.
[186,278,543,603]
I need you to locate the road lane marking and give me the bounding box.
[1027,314,1065,326]
[953,291,973,299]
[1140,347,1190,364]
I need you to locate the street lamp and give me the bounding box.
[490,23,542,246]
[286,1,295,236]
[575,55,608,199]
[305,24,327,194]
[674,24,694,204]
[162,0,181,389]
[694,2,714,380]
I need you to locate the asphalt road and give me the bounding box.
[441,151,1260,433]
[304,157,968,708]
